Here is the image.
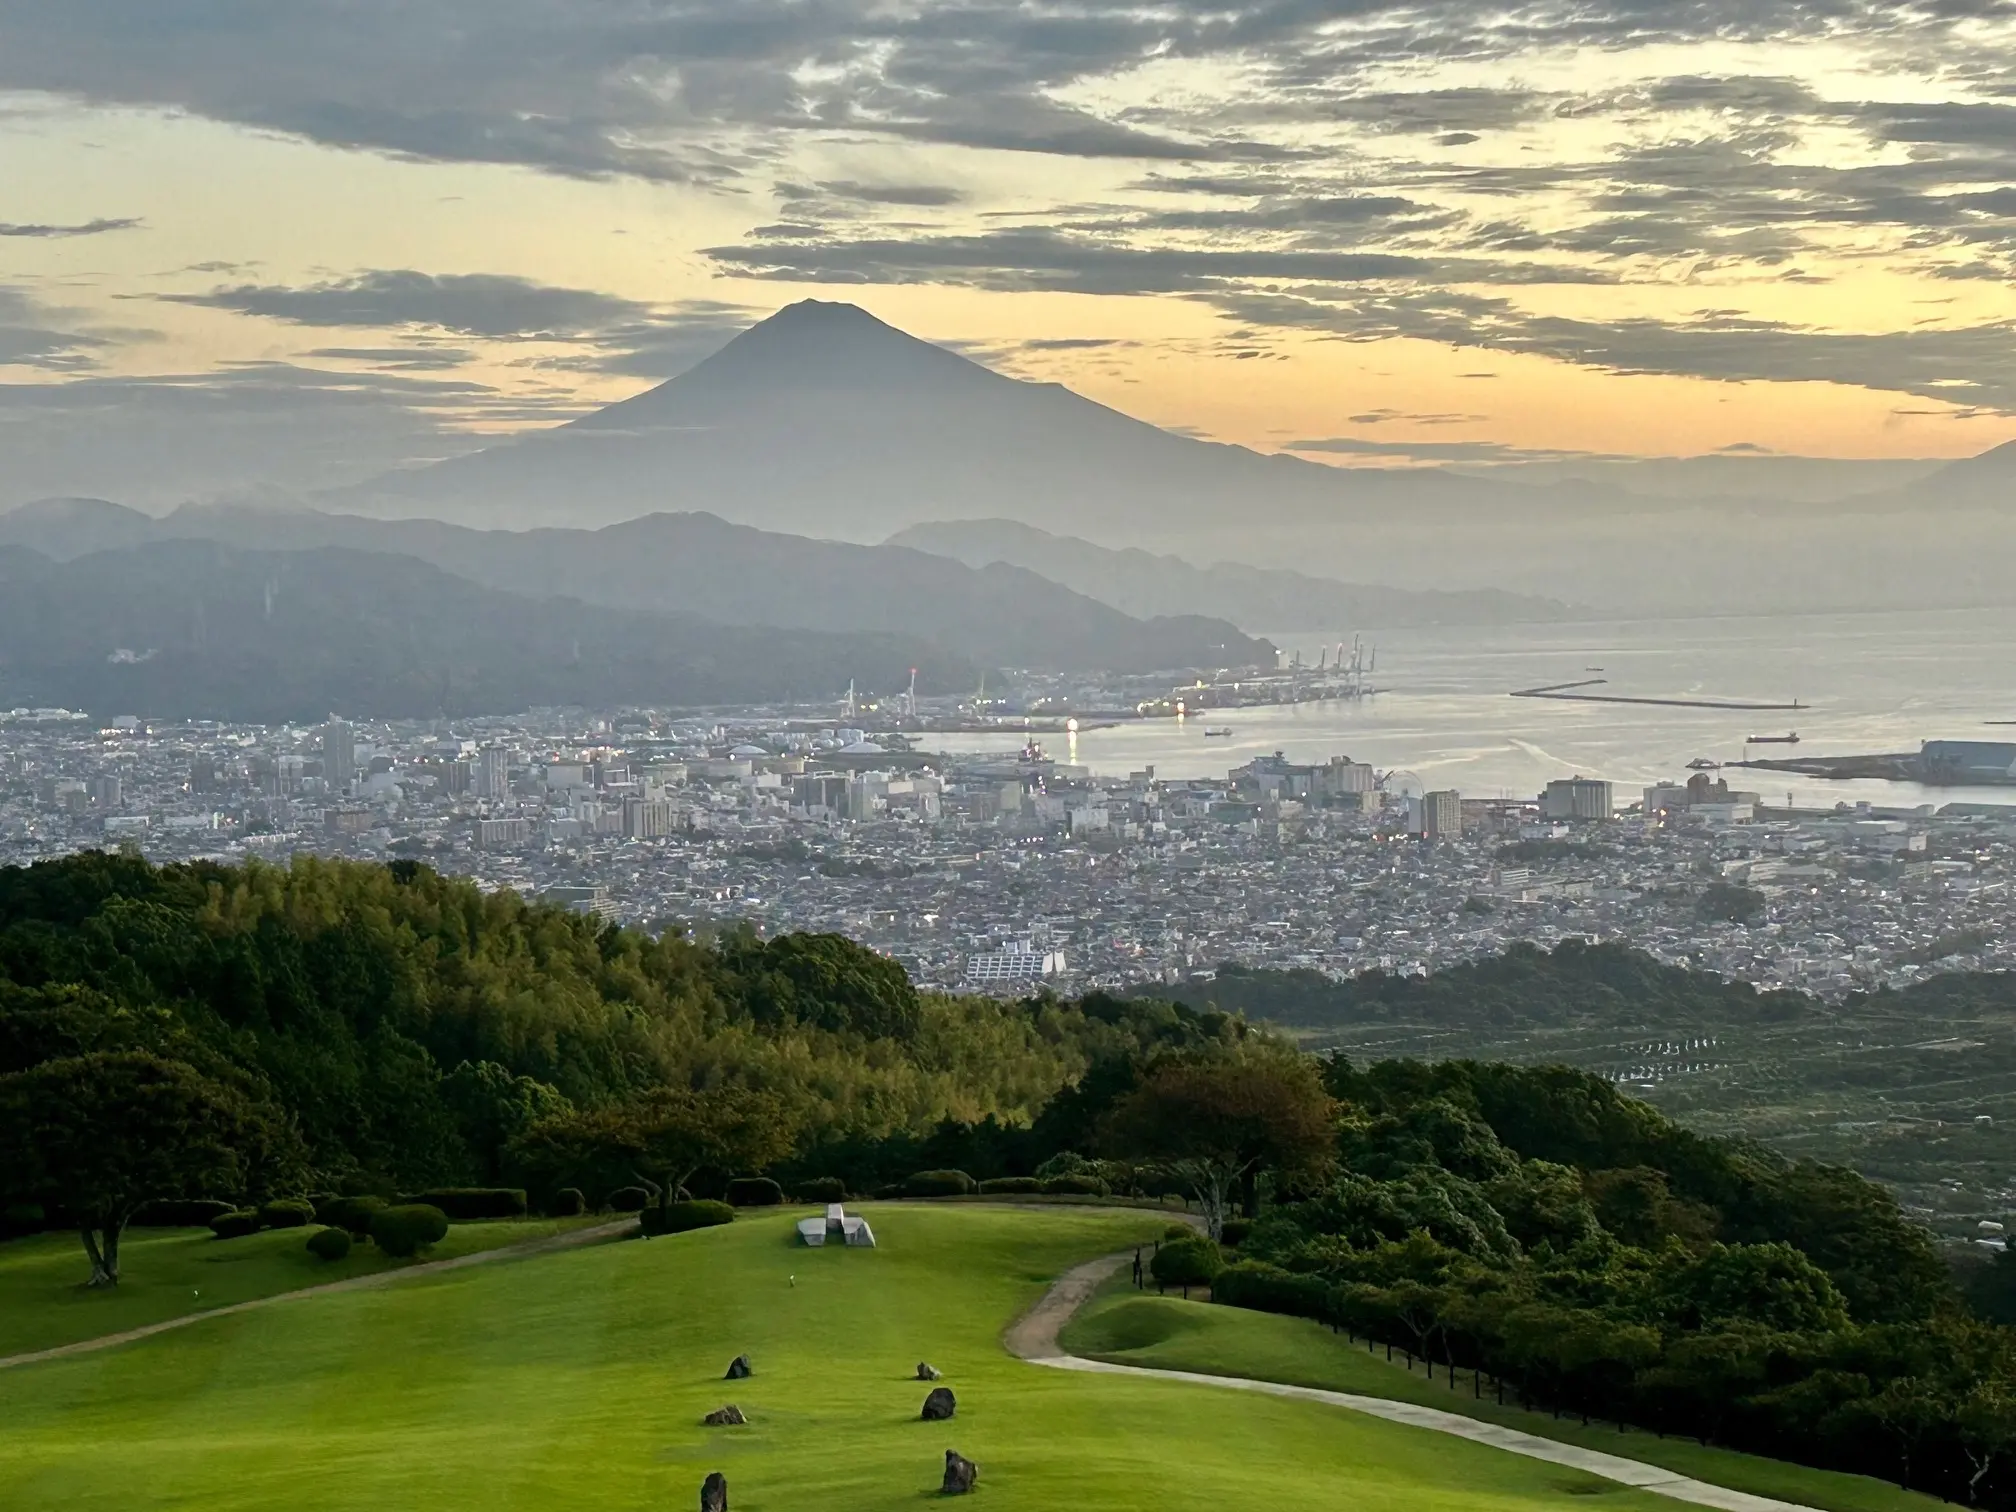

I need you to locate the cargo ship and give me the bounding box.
[1746,732,1800,745]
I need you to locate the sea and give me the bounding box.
[939,605,2016,810]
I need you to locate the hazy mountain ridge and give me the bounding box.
[888,518,1574,630]
[0,540,977,723]
[0,501,1274,676]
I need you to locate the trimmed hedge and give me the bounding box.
[307,1192,341,1222]
[978,1176,1042,1195]
[548,1187,586,1218]
[904,1170,976,1198]
[793,1177,846,1204]
[399,1188,528,1220]
[324,1195,387,1238]
[369,1204,450,1259]
[1220,1219,1253,1248]
[606,1186,651,1213]
[1211,1260,1331,1319]
[306,1226,354,1262]
[1150,1236,1224,1290]
[1040,1174,1109,1197]
[725,1177,784,1208]
[131,1199,236,1228]
[3,1202,47,1233]
[641,1200,735,1236]
[209,1209,261,1240]
[260,1198,316,1229]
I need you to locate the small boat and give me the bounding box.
[1747,732,1800,745]
[1686,757,1720,770]
[1203,727,1234,738]
[1585,665,1606,672]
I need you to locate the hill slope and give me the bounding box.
[890,518,1573,630]
[0,540,975,721]
[0,505,1272,675]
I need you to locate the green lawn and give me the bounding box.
[1061,1283,1951,1512]
[0,1205,1714,1511]
[0,1217,606,1358]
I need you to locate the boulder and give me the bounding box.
[724,1354,752,1380]
[702,1405,747,1427]
[942,1450,978,1495]
[701,1471,728,1512]
[916,1362,943,1381]
[921,1386,957,1421]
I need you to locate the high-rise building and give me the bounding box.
[320,720,355,794]
[188,754,217,794]
[89,774,123,812]
[1423,789,1463,840]
[1540,777,1615,821]
[475,745,510,799]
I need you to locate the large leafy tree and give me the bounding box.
[0,1051,284,1285]
[508,1084,801,1209]
[1102,1046,1336,1235]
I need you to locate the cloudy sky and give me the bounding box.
[4,0,2016,503]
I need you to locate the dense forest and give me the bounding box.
[3,853,2015,1503]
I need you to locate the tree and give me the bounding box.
[1103,1047,1335,1236]
[508,1084,800,1213]
[0,1052,276,1286]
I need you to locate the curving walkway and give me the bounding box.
[0,1217,635,1374]
[1009,1253,1825,1512]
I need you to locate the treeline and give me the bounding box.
[1205,1057,2013,1508]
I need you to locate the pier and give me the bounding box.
[1510,679,1805,712]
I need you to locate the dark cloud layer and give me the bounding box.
[0,217,142,238]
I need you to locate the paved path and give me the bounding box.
[1008,1253,1825,1512]
[0,1218,635,1374]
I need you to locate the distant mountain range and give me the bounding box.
[0,540,979,723]
[888,518,1572,630]
[0,500,1274,686]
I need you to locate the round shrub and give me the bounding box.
[307,1192,341,1222]
[1151,1236,1224,1291]
[209,1209,261,1241]
[1220,1219,1253,1248]
[725,1177,784,1208]
[260,1198,316,1229]
[793,1177,846,1204]
[548,1187,586,1218]
[641,1200,735,1236]
[398,1188,528,1220]
[131,1199,236,1228]
[606,1186,651,1213]
[1163,1222,1195,1241]
[978,1176,1042,1195]
[1040,1174,1109,1197]
[904,1170,976,1199]
[369,1204,450,1259]
[306,1226,354,1262]
[324,1195,387,1238]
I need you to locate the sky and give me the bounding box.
[4,0,2016,505]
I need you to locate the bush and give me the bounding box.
[794,1177,846,1204]
[369,1204,450,1259]
[872,1184,905,1201]
[904,1170,976,1198]
[978,1176,1042,1195]
[3,1202,47,1233]
[399,1188,528,1220]
[1151,1236,1224,1290]
[606,1186,651,1213]
[209,1209,261,1241]
[641,1200,735,1236]
[324,1195,387,1238]
[130,1199,236,1228]
[307,1191,341,1222]
[1163,1223,1195,1241]
[260,1198,316,1229]
[1212,1260,1330,1318]
[1035,1151,1098,1180]
[1220,1219,1252,1248]
[1041,1174,1109,1197]
[306,1226,354,1262]
[725,1177,784,1208]
[548,1187,586,1217]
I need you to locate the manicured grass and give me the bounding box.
[0,1217,607,1357]
[1062,1283,1950,1512]
[0,1205,1701,1511]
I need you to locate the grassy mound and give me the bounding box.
[1062,1286,1951,1512]
[0,1205,1729,1511]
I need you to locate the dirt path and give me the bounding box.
[0,1217,635,1374]
[1009,1252,1825,1512]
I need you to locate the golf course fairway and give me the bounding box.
[0,1205,1845,1510]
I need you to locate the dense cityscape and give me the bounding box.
[6,701,2012,1001]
